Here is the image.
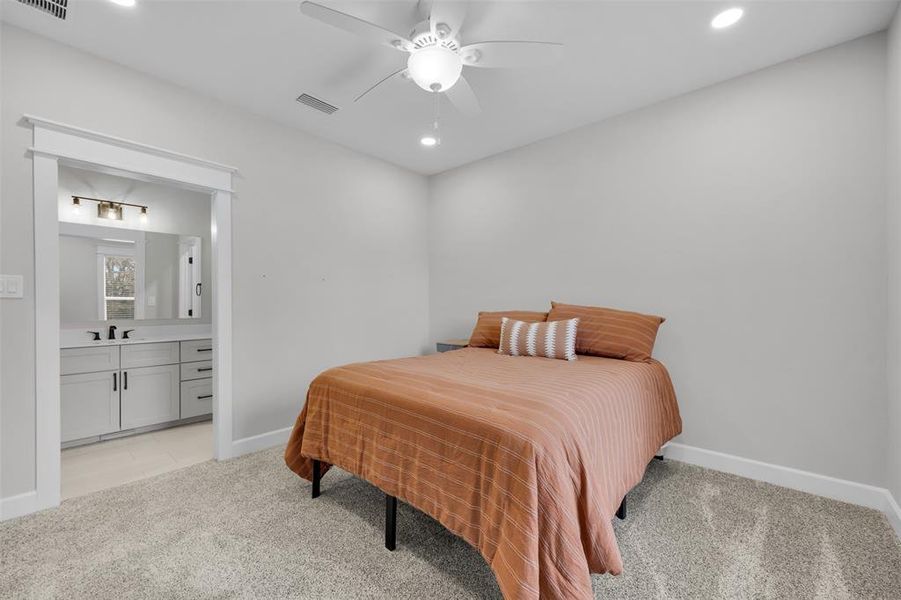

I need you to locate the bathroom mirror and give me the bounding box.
[59,222,203,323]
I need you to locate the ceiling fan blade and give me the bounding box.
[445,75,481,117]
[354,67,408,103]
[429,1,467,40]
[300,1,413,52]
[459,41,563,68]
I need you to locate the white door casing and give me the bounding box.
[14,115,238,520]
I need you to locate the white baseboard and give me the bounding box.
[665,442,901,539]
[885,491,901,539]
[230,426,292,458]
[0,490,38,522]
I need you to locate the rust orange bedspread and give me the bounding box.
[284,347,681,599]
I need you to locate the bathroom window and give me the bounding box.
[102,255,136,320]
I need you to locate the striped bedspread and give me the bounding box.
[284,347,682,599]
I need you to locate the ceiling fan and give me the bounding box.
[300,1,564,118]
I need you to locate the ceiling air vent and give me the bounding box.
[16,0,68,20]
[296,94,339,115]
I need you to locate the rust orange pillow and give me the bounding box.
[468,310,548,349]
[546,302,665,362]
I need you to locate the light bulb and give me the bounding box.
[71,198,82,215]
[407,46,463,92]
[711,8,743,29]
[139,207,148,224]
[420,135,438,147]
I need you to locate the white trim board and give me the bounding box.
[230,426,293,457]
[664,442,901,539]
[0,491,38,521]
[4,115,238,521]
[23,115,239,175]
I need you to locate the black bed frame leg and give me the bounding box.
[385,494,397,551]
[616,496,627,520]
[311,460,321,499]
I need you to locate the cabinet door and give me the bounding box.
[120,365,180,430]
[180,378,213,419]
[61,371,120,442]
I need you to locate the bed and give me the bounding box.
[284,346,682,600]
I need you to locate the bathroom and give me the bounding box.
[57,165,214,499]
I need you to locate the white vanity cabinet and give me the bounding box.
[60,338,213,446]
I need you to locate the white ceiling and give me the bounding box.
[2,0,898,174]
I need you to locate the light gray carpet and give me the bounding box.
[2,447,899,600]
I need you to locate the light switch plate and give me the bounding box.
[0,275,24,298]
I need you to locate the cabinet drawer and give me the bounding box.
[61,372,120,442]
[181,379,213,419]
[121,342,179,368]
[180,361,212,381]
[180,339,214,363]
[61,346,119,375]
[120,365,180,430]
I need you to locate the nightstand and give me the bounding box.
[436,339,469,353]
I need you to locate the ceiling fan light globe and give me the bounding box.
[407,46,463,92]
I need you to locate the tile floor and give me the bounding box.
[61,421,213,500]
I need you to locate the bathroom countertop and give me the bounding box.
[61,329,212,349]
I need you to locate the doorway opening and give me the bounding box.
[26,115,236,516]
[58,167,215,499]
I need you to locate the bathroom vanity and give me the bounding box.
[60,335,213,446]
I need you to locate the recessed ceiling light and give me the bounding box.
[109,0,136,7]
[711,7,743,29]
[420,135,438,147]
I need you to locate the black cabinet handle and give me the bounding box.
[113,372,117,392]
[197,394,213,400]
[195,283,202,296]
[197,348,212,353]
[123,371,128,390]
[197,367,213,372]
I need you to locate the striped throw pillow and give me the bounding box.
[498,317,579,361]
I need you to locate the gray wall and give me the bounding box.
[1,24,430,499]
[429,34,888,487]
[59,235,99,323]
[59,166,212,324]
[886,7,901,503]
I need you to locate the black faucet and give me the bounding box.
[108,325,117,340]
[122,329,135,339]
[87,331,101,341]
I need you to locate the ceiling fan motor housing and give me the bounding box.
[409,20,460,51]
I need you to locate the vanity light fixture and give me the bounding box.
[71,196,148,223]
[101,201,124,221]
